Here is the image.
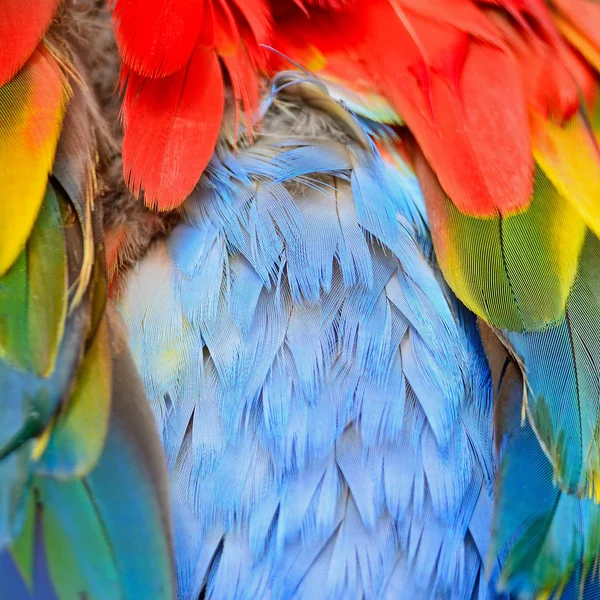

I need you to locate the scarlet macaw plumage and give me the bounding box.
[2,1,600,599]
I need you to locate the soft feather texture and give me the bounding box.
[269,0,600,230]
[0,328,176,600]
[532,108,600,241]
[0,185,68,379]
[119,82,501,600]
[120,32,225,211]
[5,3,600,600]
[476,231,600,599]
[553,0,600,73]
[487,309,600,600]
[552,0,600,69]
[493,394,600,599]
[110,0,204,78]
[505,233,600,500]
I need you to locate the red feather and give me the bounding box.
[115,0,270,208]
[396,0,501,43]
[487,11,579,122]
[231,0,271,45]
[215,1,267,137]
[553,0,600,54]
[111,0,205,77]
[272,0,532,216]
[294,0,356,8]
[0,0,58,86]
[480,0,561,44]
[121,20,224,211]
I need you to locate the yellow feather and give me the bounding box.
[532,111,600,238]
[0,46,69,275]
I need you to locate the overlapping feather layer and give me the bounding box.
[110,0,600,597]
[120,87,499,600]
[0,4,175,598]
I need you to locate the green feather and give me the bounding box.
[36,331,175,600]
[0,184,68,377]
[36,318,112,478]
[416,150,587,332]
[39,476,122,600]
[0,443,32,547]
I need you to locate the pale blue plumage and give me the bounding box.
[118,80,502,600]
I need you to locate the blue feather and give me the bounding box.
[119,88,499,600]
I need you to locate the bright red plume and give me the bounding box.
[0,0,59,86]
[114,0,271,210]
[271,0,533,217]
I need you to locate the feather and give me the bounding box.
[413,144,586,332]
[0,497,59,600]
[482,228,600,596]
[505,233,600,498]
[114,0,270,208]
[0,173,95,557]
[271,0,533,216]
[0,47,68,275]
[1,309,176,600]
[0,272,90,472]
[293,0,357,9]
[552,0,600,69]
[38,475,122,599]
[118,240,196,439]
[0,77,111,462]
[119,87,498,599]
[554,8,600,73]
[32,330,175,600]
[486,10,600,240]
[486,9,582,121]
[492,391,600,598]
[4,489,36,592]
[231,0,271,45]
[121,26,224,210]
[34,318,112,479]
[111,0,204,78]
[0,184,67,378]
[477,319,524,454]
[52,81,97,310]
[0,0,58,86]
[272,73,371,149]
[0,444,32,549]
[532,109,600,239]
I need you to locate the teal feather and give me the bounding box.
[0,75,176,600]
[0,330,176,600]
[506,233,600,498]
[491,233,600,597]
